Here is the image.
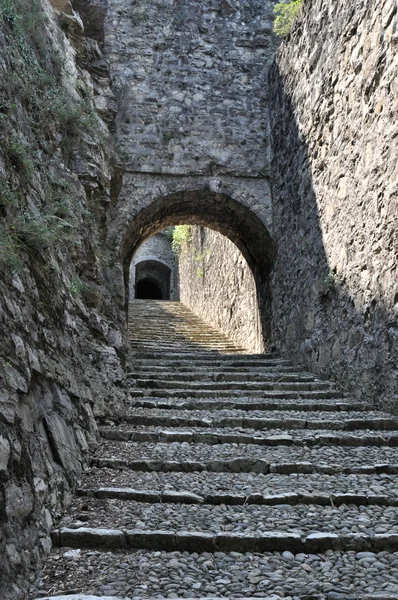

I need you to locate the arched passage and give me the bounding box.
[120,189,276,347]
[135,260,171,300]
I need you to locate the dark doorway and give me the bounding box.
[135,260,171,300]
[136,279,163,299]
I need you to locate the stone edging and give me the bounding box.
[52,527,398,554]
[77,486,398,507]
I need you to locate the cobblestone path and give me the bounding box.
[31,301,398,600]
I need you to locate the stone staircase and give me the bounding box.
[128,300,247,354]
[31,301,398,600]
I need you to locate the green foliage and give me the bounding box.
[273,0,303,36]
[0,176,20,211]
[67,276,86,297]
[10,212,73,259]
[163,227,175,242]
[323,271,336,292]
[193,249,210,280]
[171,225,192,254]
[4,137,34,177]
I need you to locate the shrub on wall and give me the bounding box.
[273,0,304,36]
[171,225,192,254]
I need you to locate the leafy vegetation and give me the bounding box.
[273,0,304,36]
[171,225,192,254]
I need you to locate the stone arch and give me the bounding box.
[135,259,171,300]
[118,186,276,345]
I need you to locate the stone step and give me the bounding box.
[130,353,283,363]
[130,337,244,345]
[133,371,320,382]
[98,426,398,447]
[92,457,398,476]
[130,342,245,351]
[52,493,398,549]
[130,344,245,354]
[134,379,335,391]
[125,398,369,411]
[115,409,397,431]
[128,325,240,334]
[129,334,239,340]
[78,468,398,505]
[76,486,398,508]
[52,512,398,554]
[129,388,342,399]
[31,595,398,600]
[128,365,302,374]
[30,545,398,600]
[92,440,398,475]
[53,525,398,555]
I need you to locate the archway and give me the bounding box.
[135,260,171,300]
[119,189,276,347]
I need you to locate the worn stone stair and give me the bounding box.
[128,300,247,353]
[31,301,398,600]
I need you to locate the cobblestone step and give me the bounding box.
[32,595,398,600]
[135,379,336,392]
[130,353,284,364]
[132,371,320,382]
[91,440,398,475]
[126,398,370,411]
[92,457,398,476]
[128,365,301,375]
[117,410,397,431]
[78,468,398,504]
[77,487,398,508]
[52,526,398,555]
[98,426,398,447]
[129,388,342,399]
[31,546,398,600]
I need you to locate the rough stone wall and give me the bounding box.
[179,227,263,352]
[0,0,127,597]
[129,232,178,300]
[269,0,398,410]
[106,0,278,177]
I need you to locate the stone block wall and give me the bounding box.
[178,226,263,352]
[0,0,127,597]
[106,0,279,178]
[269,0,398,409]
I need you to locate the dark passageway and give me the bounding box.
[136,279,163,299]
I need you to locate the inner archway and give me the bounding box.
[135,260,171,300]
[119,188,276,350]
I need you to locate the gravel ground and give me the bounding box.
[79,469,398,500]
[58,498,398,536]
[30,548,398,599]
[93,440,398,466]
